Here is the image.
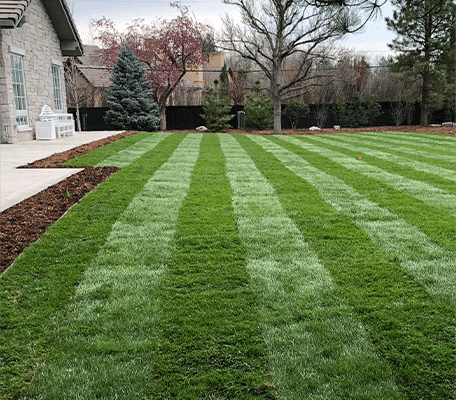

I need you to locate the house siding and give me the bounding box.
[0,0,67,143]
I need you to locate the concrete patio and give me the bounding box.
[0,131,123,211]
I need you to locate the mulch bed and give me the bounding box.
[1,126,454,275]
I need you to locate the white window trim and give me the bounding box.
[10,52,29,128]
[9,45,25,56]
[52,63,63,112]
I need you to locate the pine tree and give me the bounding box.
[200,80,233,132]
[386,0,456,126]
[105,43,161,131]
[244,81,273,130]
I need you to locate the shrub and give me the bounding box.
[283,99,310,129]
[332,95,381,128]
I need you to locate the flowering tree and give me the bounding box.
[92,4,206,129]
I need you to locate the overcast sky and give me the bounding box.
[69,0,397,62]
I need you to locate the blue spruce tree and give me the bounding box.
[105,43,161,131]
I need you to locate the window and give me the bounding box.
[10,53,28,126]
[52,64,63,112]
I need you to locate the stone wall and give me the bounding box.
[0,0,67,143]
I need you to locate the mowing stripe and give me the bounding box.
[272,135,455,251]
[355,131,456,146]
[354,130,456,149]
[249,135,456,307]
[313,134,456,184]
[331,133,456,172]
[335,131,456,154]
[64,131,156,167]
[350,132,456,160]
[150,133,275,399]
[282,135,456,218]
[96,132,173,167]
[25,134,202,399]
[219,134,401,400]
[0,132,187,400]
[235,134,456,400]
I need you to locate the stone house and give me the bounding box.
[0,0,83,143]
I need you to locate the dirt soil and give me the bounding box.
[1,126,454,275]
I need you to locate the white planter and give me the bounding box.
[35,121,56,140]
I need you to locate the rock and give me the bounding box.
[196,126,208,131]
[442,122,455,127]
[333,125,340,130]
[429,124,441,127]
[309,126,321,131]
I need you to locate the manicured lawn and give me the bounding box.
[1,131,454,399]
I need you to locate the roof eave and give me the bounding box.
[41,0,83,57]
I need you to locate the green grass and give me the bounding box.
[1,131,454,399]
[63,131,168,166]
[26,133,202,398]
[0,132,187,398]
[238,134,455,399]
[219,134,401,399]
[148,133,274,398]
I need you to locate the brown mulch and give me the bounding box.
[1,126,454,275]
[167,125,456,136]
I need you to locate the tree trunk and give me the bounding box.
[273,95,282,134]
[75,106,81,132]
[420,75,429,126]
[159,105,166,131]
[272,55,283,135]
[421,9,431,127]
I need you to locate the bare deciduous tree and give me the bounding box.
[226,53,252,104]
[64,57,101,131]
[221,0,384,134]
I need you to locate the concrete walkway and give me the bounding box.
[0,131,123,211]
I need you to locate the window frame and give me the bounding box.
[10,50,29,127]
[52,61,63,112]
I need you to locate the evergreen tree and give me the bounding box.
[386,0,456,125]
[201,80,233,132]
[244,81,273,130]
[105,43,161,131]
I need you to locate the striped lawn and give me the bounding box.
[148,133,274,398]
[96,132,173,167]
[27,133,202,398]
[352,132,456,159]
[0,132,187,398]
[219,134,401,399]
[252,134,456,306]
[280,135,456,218]
[308,133,456,185]
[0,131,454,400]
[277,136,455,252]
